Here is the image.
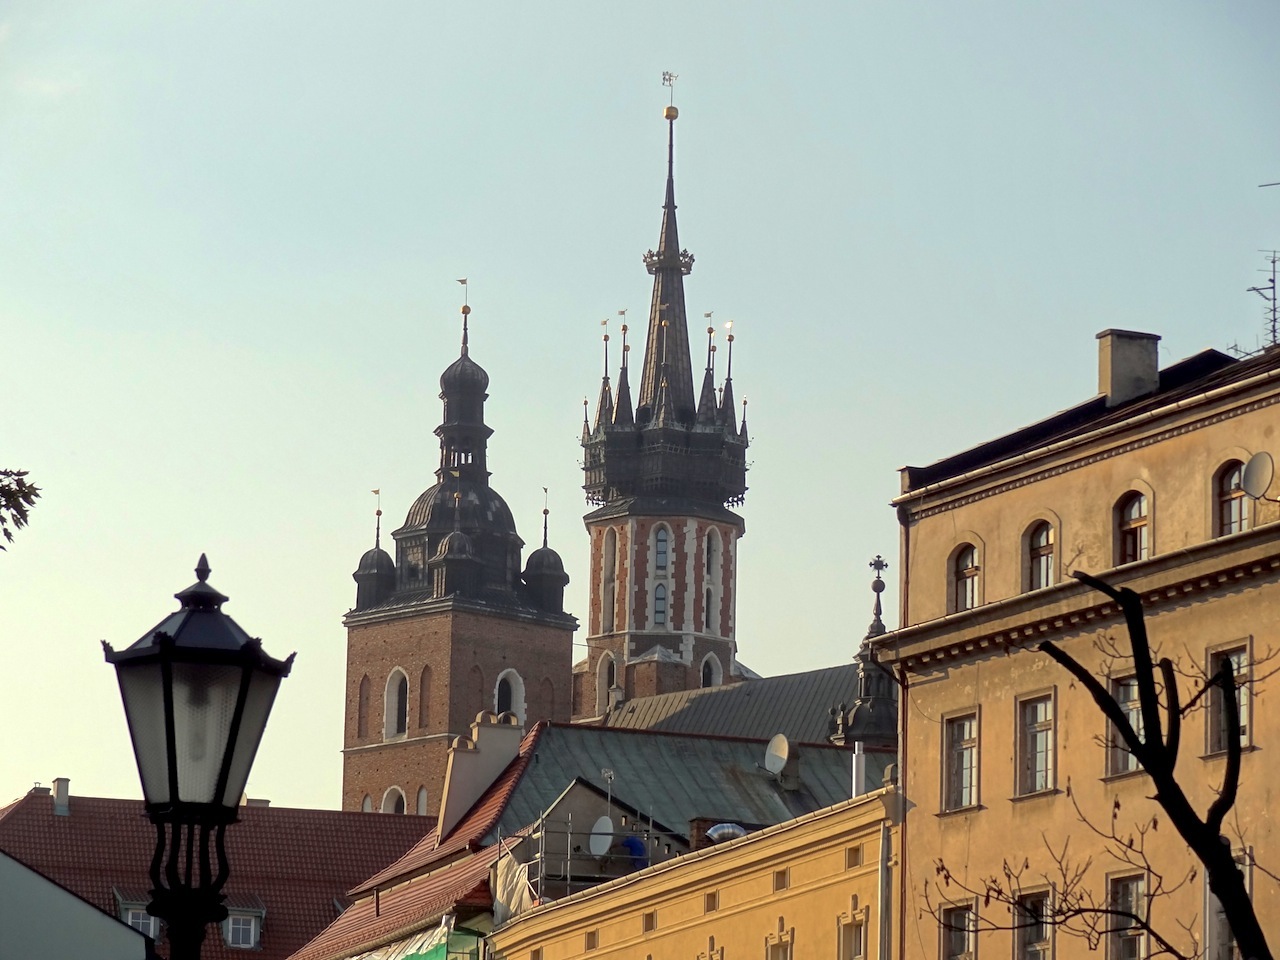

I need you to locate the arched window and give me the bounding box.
[381,786,406,815]
[494,669,526,722]
[654,526,669,572]
[384,670,408,739]
[701,653,723,688]
[654,583,668,627]
[597,653,618,714]
[357,675,370,739]
[361,795,372,813]
[1027,522,1055,590]
[418,665,432,729]
[1216,461,1249,536]
[951,544,979,612]
[704,527,724,636]
[602,528,618,633]
[416,786,429,816]
[1116,493,1149,564]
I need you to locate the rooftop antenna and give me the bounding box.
[372,488,382,549]
[541,486,549,549]
[1247,251,1279,347]
[601,318,610,376]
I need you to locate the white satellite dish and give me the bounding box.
[588,815,614,856]
[764,733,790,775]
[1242,452,1275,501]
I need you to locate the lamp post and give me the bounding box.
[104,554,294,960]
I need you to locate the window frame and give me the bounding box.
[1026,521,1055,591]
[224,912,262,950]
[942,710,980,812]
[940,901,977,960]
[1215,460,1250,537]
[384,668,409,739]
[1207,641,1252,755]
[654,524,670,573]
[1015,692,1056,797]
[1107,874,1146,960]
[1015,890,1052,960]
[124,907,161,940]
[951,544,980,613]
[653,582,668,627]
[1115,492,1150,566]
[1107,675,1143,777]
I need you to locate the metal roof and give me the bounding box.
[599,664,860,744]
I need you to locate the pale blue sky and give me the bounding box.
[2,2,1277,809]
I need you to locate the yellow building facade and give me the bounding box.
[880,331,1278,958]
[489,789,900,960]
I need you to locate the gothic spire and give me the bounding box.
[637,103,696,426]
[594,322,614,430]
[696,322,719,425]
[613,322,634,426]
[719,322,737,433]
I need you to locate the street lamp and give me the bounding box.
[104,554,294,959]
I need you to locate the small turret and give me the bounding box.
[428,494,482,598]
[354,507,396,610]
[522,505,569,614]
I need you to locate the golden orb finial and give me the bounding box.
[664,105,678,121]
[461,304,471,315]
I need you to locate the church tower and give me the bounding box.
[343,307,576,815]
[574,100,750,718]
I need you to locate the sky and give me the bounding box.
[2,2,1277,810]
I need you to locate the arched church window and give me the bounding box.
[602,528,618,633]
[357,675,370,739]
[416,786,429,816]
[494,669,526,722]
[655,526,669,572]
[701,653,723,688]
[497,677,513,715]
[381,786,406,815]
[385,670,408,739]
[654,583,667,627]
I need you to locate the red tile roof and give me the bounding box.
[288,841,508,960]
[0,790,431,960]
[350,724,544,896]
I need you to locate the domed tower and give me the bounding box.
[342,306,577,816]
[574,96,750,718]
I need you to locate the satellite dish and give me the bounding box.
[1242,452,1274,501]
[588,815,614,856]
[764,733,790,775]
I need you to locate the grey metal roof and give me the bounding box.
[599,664,860,744]
[489,724,853,844]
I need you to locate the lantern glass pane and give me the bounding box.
[171,663,242,805]
[219,669,281,808]
[116,662,171,805]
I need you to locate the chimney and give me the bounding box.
[52,777,70,816]
[1097,329,1161,407]
[435,712,525,841]
[244,798,271,808]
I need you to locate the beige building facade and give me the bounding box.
[489,788,900,960]
[880,331,1278,959]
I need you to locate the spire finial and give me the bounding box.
[704,312,715,371]
[453,490,462,533]
[541,486,550,549]
[372,488,382,549]
[724,320,735,380]
[458,279,470,354]
[195,553,211,583]
[866,555,889,640]
[619,313,630,370]
[602,318,611,376]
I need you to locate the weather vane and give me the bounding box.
[662,71,677,103]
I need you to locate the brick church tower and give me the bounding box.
[342,310,576,814]
[574,100,750,718]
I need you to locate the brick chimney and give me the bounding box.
[1097,329,1161,407]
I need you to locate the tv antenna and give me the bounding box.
[1247,251,1279,347]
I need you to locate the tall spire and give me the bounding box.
[594,320,614,430]
[637,94,696,426]
[696,320,719,425]
[719,321,738,433]
[613,319,634,426]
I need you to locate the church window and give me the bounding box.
[384,670,408,739]
[495,669,526,722]
[597,653,617,714]
[416,786,429,816]
[357,675,370,739]
[418,665,432,728]
[655,526,669,572]
[602,528,618,633]
[1216,461,1249,536]
[381,786,406,814]
[654,583,667,626]
[951,544,979,612]
[1116,492,1149,564]
[705,587,714,632]
[1027,522,1054,590]
[701,653,723,688]
[361,795,372,812]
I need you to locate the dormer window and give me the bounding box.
[224,912,262,949]
[124,906,161,939]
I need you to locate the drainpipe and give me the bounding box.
[878,820,892,960]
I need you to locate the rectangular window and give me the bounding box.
[1015,892,1051,960]
[225,914,259,949]
[585,930,599,952]
[845,844,863,869]
[943,713,978,810]
[1209,646,1250,753]
[1108,876,1145,960]
[767,943,792,960]
[1108,676,1143,775]
[940,904,976,960]
[1017,695,1054,795]
[126,908,160,939]
[642,911,657,933]
[531,951,543,960]
[773,868,790,892]
[839,920,865,960]
[704,891,719,913]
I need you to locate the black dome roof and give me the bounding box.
[524,545,566,575]
[356,546,395,576]
[440,352,489,393]
[400,481,518,539]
